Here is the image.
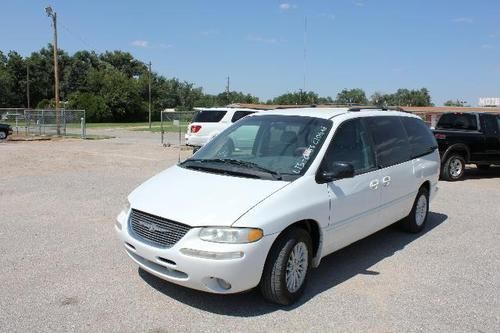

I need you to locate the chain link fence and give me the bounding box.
[160,110,196,147]
[0,108,86,138]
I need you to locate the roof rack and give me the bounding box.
[347,106,403,112]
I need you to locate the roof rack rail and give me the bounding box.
[348,106,403,112]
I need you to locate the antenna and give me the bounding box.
[226,75,230,103]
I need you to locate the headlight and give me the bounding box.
[199,227,263,243]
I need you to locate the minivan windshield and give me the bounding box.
[180,115,332,181]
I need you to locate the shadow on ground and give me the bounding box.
[139,212,448,316]
[458,165,500,181]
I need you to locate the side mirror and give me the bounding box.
[316,162,355,183]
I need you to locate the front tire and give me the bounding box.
[0,131,6,140]
[260,228,312,305]
[400,187,429,233]
[442,154,466,181]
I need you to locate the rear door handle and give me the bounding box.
[369,179,379,190]
[382,176,391,186]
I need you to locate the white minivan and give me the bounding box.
[116,108,440,305]
[185,107,258,149]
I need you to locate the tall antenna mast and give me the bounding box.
[226,75,230,104]
[303,16,307,94]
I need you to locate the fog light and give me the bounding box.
[215,278,231,290]
[180,248,243,260]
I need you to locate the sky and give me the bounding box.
[1,0,500,105]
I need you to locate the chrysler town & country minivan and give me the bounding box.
[116,107,440,305]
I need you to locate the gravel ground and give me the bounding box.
[1,130,499,332]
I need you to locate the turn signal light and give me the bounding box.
[191,125,202,133]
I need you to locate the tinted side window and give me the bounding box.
[192,111,227,123]
[436,113,478,130]
[366,116,411,167]
[497,116,500,135]
[480,114,500,136]
[325,119,376,175]
[402,117,438,158]
[231,111,255,122]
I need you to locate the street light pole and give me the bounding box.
[45,6,60,135]
[148,61,152,129]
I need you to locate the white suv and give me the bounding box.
[185,107,258,149]
[116,108,440,305]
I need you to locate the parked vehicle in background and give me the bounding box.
[0,123,13,140]
[433,112,500,180]
[1,112,24,121]
[185,107,258,151]
[116,107,440,305]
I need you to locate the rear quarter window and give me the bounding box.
[401,117,438,158]
[480,115,500,136]
[366,116,411,168]
[231,111,255,123]
[192,110,227,123]
[436,113,478,130]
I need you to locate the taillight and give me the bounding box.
[434,133,446,140]
[191,125,202,133]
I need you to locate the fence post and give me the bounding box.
[160,111,164,145]
[80,117,86,139]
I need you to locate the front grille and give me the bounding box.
[129,209,191,248]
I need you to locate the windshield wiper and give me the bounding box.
[183,158,282,180]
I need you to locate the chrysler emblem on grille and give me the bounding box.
[138,220,168,233]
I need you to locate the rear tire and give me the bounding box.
[400,187,429,233]
[260,228,312,305]
[441,154,466,181]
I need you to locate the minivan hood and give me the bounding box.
[129,165,289,227]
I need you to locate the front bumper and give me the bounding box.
[115,211,277,294]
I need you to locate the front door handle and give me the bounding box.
[369,179,379,190]
[382,176,391,186]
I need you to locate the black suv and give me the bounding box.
[433,112,500,180]
[0,123,13,140]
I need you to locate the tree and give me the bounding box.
[68,92,111,122]
[370,88,433,107]
[268,91,331,105]
[335,88,368,105]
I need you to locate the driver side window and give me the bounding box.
[324,119,376,175]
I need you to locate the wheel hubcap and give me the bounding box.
[415,195,428,226]
[449,158,463,177]
[0,132,5,139]
[285,242,308,293]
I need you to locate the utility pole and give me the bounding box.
[225,75,230,104]
[148,61,152,129]
[45,6,60,135]
[26,63,30,109]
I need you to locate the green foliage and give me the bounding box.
[335,88,368,105]
[370,88,433,107]
[68,92,111,122]
[267,91,333,105]
[0,46,435,121]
